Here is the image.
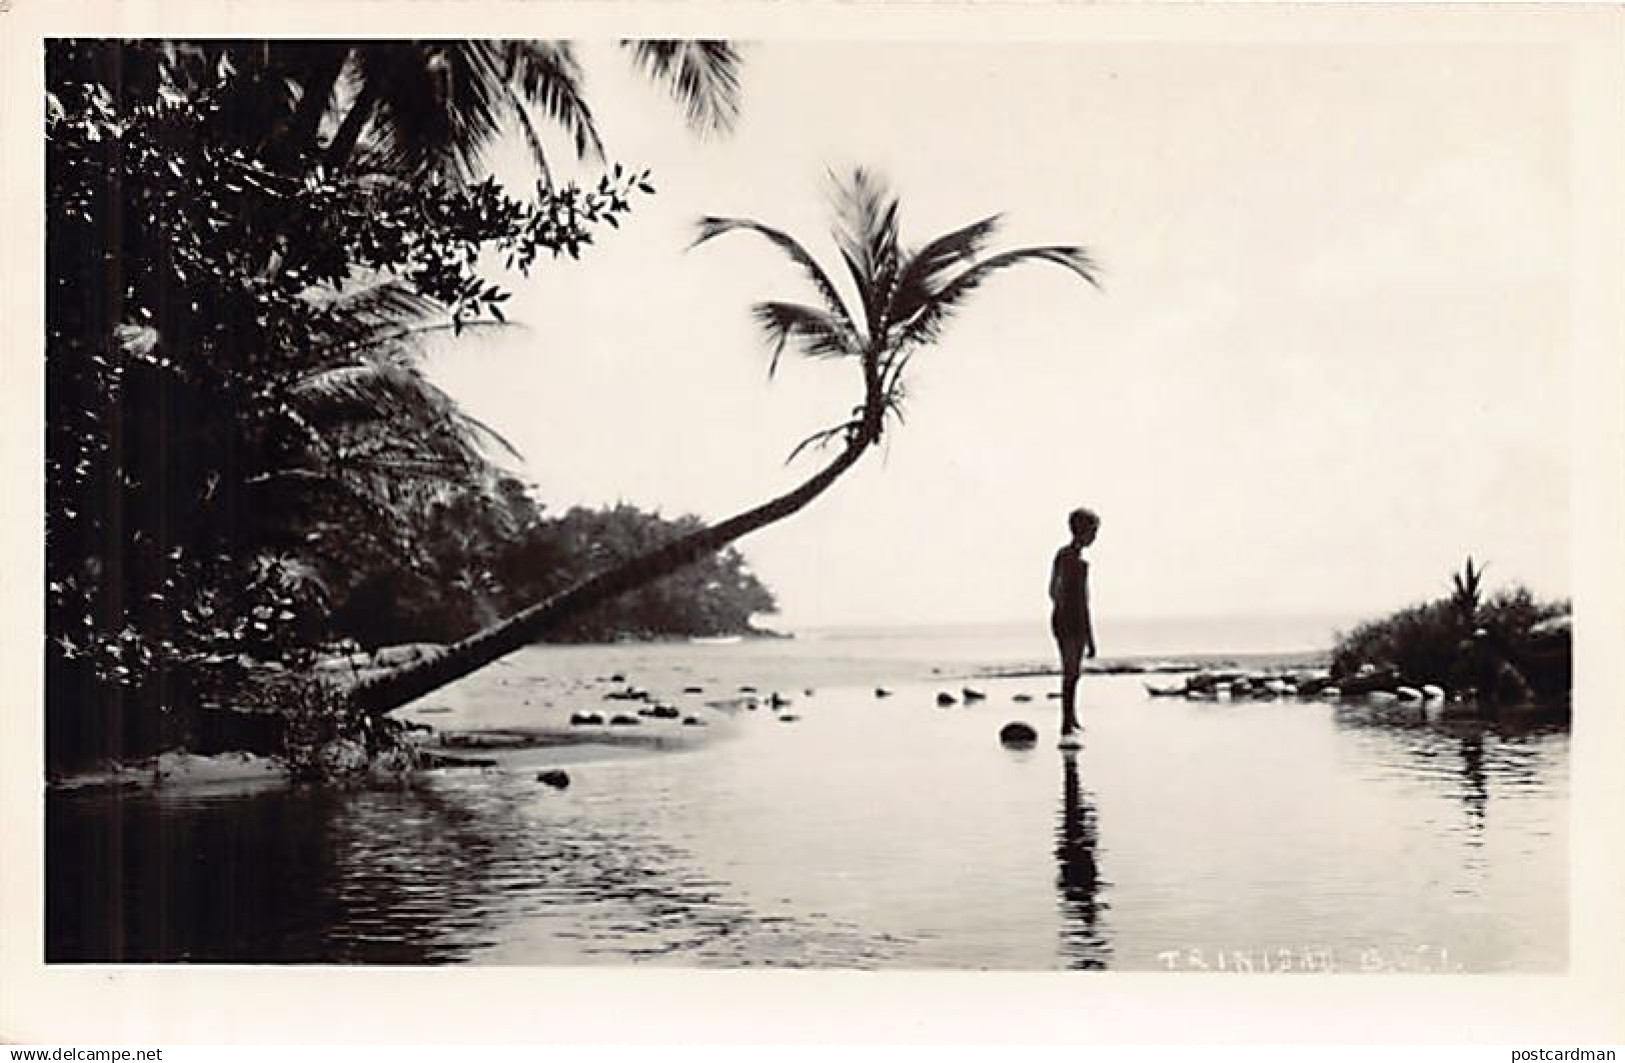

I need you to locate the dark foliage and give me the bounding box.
[1331,560,1570,703]
[327,495,778,647]
[45,39,648,767]
[511,504,778,642]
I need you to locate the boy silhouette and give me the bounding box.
[1049,507,1099,748]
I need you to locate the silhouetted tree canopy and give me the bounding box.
[44,38,740,765]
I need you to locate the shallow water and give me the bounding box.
[47,637,1568,970]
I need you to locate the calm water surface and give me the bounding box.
[47,631,1568,969]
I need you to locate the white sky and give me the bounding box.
[426,39,1572,630]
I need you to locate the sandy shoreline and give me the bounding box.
[47,644,1332,794]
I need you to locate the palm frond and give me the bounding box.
[692,216,859,334]
[357,42,508,183]
[622,39,742,136]
[503,41,606,165]
[886,381,909,425]
[305,276,444,351]
[899,245,1102,347]
[888,213,1004,326]
[786,418,860,464]
[508,95,555,190]
[1451,555,1488,622]
[828,167,902,335]
[288,357,521,462]
[750,301,859,377]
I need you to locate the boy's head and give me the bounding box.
[1068,507,1100,546]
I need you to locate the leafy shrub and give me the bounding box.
[1331,599,1463,685]
[1331,562,1570,702]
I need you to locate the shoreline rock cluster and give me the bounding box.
[1145,667,1449,705]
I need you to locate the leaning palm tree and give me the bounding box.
[345,167,1100,717]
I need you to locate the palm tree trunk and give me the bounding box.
[345,427,877,717]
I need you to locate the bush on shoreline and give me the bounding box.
[1330,560,1569,703]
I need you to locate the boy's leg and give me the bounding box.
[1059,637,1083,734]
[1061,671,1080,733]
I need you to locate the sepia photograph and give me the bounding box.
[5,0,1624,1047]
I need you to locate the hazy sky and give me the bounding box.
[427,39,1571,631]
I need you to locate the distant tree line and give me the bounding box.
[331,492,779,647]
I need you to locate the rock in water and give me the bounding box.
[999,721,1038,747]
[936,692,957,707]
[962,687,986,702]
[536,769,571,789]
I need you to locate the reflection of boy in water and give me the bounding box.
[1050,508,1099,745]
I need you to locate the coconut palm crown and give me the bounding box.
[694,167,1101,458]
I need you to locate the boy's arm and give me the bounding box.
[1081,563,1096,657]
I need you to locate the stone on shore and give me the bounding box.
[999,721,1038,747]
